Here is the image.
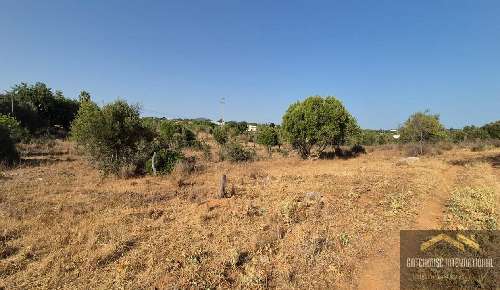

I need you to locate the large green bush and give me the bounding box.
[282,96,359,158]
[145,149,183,175]
[0,125,20,165]
[71,99,153,175]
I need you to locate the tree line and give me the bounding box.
[1,82,499,171]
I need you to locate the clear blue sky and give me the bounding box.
[1,0,499,129]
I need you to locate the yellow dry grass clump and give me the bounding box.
[0,141,498,289]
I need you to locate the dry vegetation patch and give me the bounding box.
[1,143,499,289]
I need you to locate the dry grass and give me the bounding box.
[443,158,499,230]
[0,142,499,289]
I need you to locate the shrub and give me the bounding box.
[0,125,20,166]
[436,141,454,151]
[212,126,229,145]
[470,143,486,152]
[350,144,366,155]
[145,149,183,175]
[220,142,255,162]
[403,143,442,156]
[71,100,153,175]
[0,114,29,142]
[225,121,248,136]
[256,125,280,156]
[282,96,359,158]
[158,120,197,149]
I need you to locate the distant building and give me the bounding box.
[390,129,400,139]
[247,124,257,132]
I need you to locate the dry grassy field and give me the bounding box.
[1,141,499,289]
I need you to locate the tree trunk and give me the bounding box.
[219,174,227,198]
[152,152,157,176]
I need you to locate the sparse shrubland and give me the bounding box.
[1,82,500,289]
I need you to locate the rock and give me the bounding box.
[305,191,322,200]
[396,157,420,166]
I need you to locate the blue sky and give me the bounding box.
[1,0,499,129]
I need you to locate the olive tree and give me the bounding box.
[282,96,359,158]
[400,111,447,154]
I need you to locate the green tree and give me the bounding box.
[79,91,92,103]
[282,96,359,158]
[71,99,152,175]
[2,82,79,134]
[400,111,447,154]
[256,125,280,156]
[481,120,500,139]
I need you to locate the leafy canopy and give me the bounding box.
[282,96,359,158]
[256,125,280,155]
[400,111,447,143]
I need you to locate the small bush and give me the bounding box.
[470,143,486,152]
[220,142,255,162]
[403,143,442,156]
[0,125,20,166]
[146,149,184,175]
[212,126,229,145]
[350,144,366,155]
[436,141,454,151]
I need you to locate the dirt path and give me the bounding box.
[357,165,458,290]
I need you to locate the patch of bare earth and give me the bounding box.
[1,143,498,289]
